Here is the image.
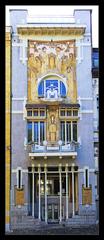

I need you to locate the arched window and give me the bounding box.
[38,80,44,97]
[38,79,66,99]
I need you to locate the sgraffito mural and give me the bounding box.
[28,40,77,103]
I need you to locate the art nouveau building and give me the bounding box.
[6,9,97,230]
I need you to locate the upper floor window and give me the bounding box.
[60,108,78,117]
[60,120,78,144]
[27,121,45,145]
[92,50,99,68]
[38,79,66,99]
[27,108,46,118]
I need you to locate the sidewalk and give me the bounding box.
[6,224,99,235]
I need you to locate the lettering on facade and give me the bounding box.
[82,184,92,205]
[15,186,24,206]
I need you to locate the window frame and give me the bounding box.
[17,168,22,189]
[59,108,78,118]
[38,79,66,99]
[26,108,46,119]
[84,167,89,188]
[60,120,78,144]
[27,120,46,145]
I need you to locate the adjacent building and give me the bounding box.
[92,48,99,222]
[5,26,12,232]
[6,9,98,231]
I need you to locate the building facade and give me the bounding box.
[5,27,12,232]
[6,9,97,231]
[92,48,99,222]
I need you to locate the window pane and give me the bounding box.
[94,59,99,68]
[66,122,71,142]
[73,122,77,142]
[38,81,44,96]
[18,169,21,189]
[60,109,65,116]
[27,122,32,142]
[40,122,45,144]
[67,110,71,116]
[73,110,78,116]
[33,110,38,116]
[60,81,66,97]
[40,110,45,116]
[60,121,65,143]
[27,111,32,116]
[46,80,58,99]
[85,169,88,188]
[34,122,38,143]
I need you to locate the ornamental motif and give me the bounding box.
[28,40,77,102]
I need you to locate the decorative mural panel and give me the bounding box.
[82,185,92,205]
[28,40,77,103]
[15,186,25,206]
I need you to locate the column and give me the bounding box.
[59,164,62,222]
[72,165,75,216]
[75,172,78,212]
[66,164,68,220]
[38,164,41,220]
[32,164,34,217]
[44,164,47,223]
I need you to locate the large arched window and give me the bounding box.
[38,79,66,99]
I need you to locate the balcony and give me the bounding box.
[28,141,78,158]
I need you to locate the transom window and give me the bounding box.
[60,108,78,117]
[38,79,66,99]
[27,121,45,144]
[60,121,78,143]
[27,108,46,118]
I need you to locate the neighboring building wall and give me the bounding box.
[92,48,99,222]
[74,10,95,213]
[5,27,12,232]
[10,10,29,219]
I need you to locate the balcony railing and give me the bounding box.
[31,143,76,152]
[28,141,78,158]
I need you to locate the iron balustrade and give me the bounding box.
[28,142,77,153]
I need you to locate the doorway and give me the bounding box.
[48,204,59,222]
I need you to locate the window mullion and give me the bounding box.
[45,122,46,141]
[44,80,46,98]
[71,121,73,141]
[38,122,40,145]
[32,122,34,142]
[58,80,60,97]
[65,121,67,144]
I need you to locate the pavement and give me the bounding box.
[6,224,99,235]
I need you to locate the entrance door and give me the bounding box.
[48,204,59,222]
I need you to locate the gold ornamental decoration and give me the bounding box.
[82,184,92,205]
[15,186,24,206]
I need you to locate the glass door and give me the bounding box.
[48,204,59,222]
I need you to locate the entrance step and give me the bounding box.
[11,216,47,230]
[65,215,96,225]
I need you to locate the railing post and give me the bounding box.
[38,164,41,220]
[66,164,68,220]
[32,164,34,217]
[44,164,47,223]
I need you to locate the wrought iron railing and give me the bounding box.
[28,141,78,153]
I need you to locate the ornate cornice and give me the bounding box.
[17,26,85,36]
